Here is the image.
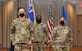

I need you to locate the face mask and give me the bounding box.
[60,21,64,25]
[37,20,41,24]
[19,13,25,17]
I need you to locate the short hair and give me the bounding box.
[36,15,42,19]
[18,7,25,12]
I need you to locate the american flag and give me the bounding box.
[47,2,54,40]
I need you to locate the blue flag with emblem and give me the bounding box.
[28,0,36,25]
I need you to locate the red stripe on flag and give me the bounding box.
[47,18,54,40]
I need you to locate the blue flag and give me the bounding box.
[28,0,36,25]
[62,5,67,25]
[28,0,34,22]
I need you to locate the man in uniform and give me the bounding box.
[52,17,73,51]
[33,15,48,51]
[10,7,33,51]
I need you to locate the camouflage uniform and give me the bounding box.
[33,23,48,51]
[10,18,33,51]
[52,25,73,51]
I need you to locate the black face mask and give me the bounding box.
[36,20,41,24]
[19,13,25,17]
[60,21,64,25]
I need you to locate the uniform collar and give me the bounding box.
[18,18,27,22]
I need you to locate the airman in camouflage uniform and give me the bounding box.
[33,15,48,51]
[52,17,73,51]
[10,7,33,51]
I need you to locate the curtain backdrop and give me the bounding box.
[0,0,77,48]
